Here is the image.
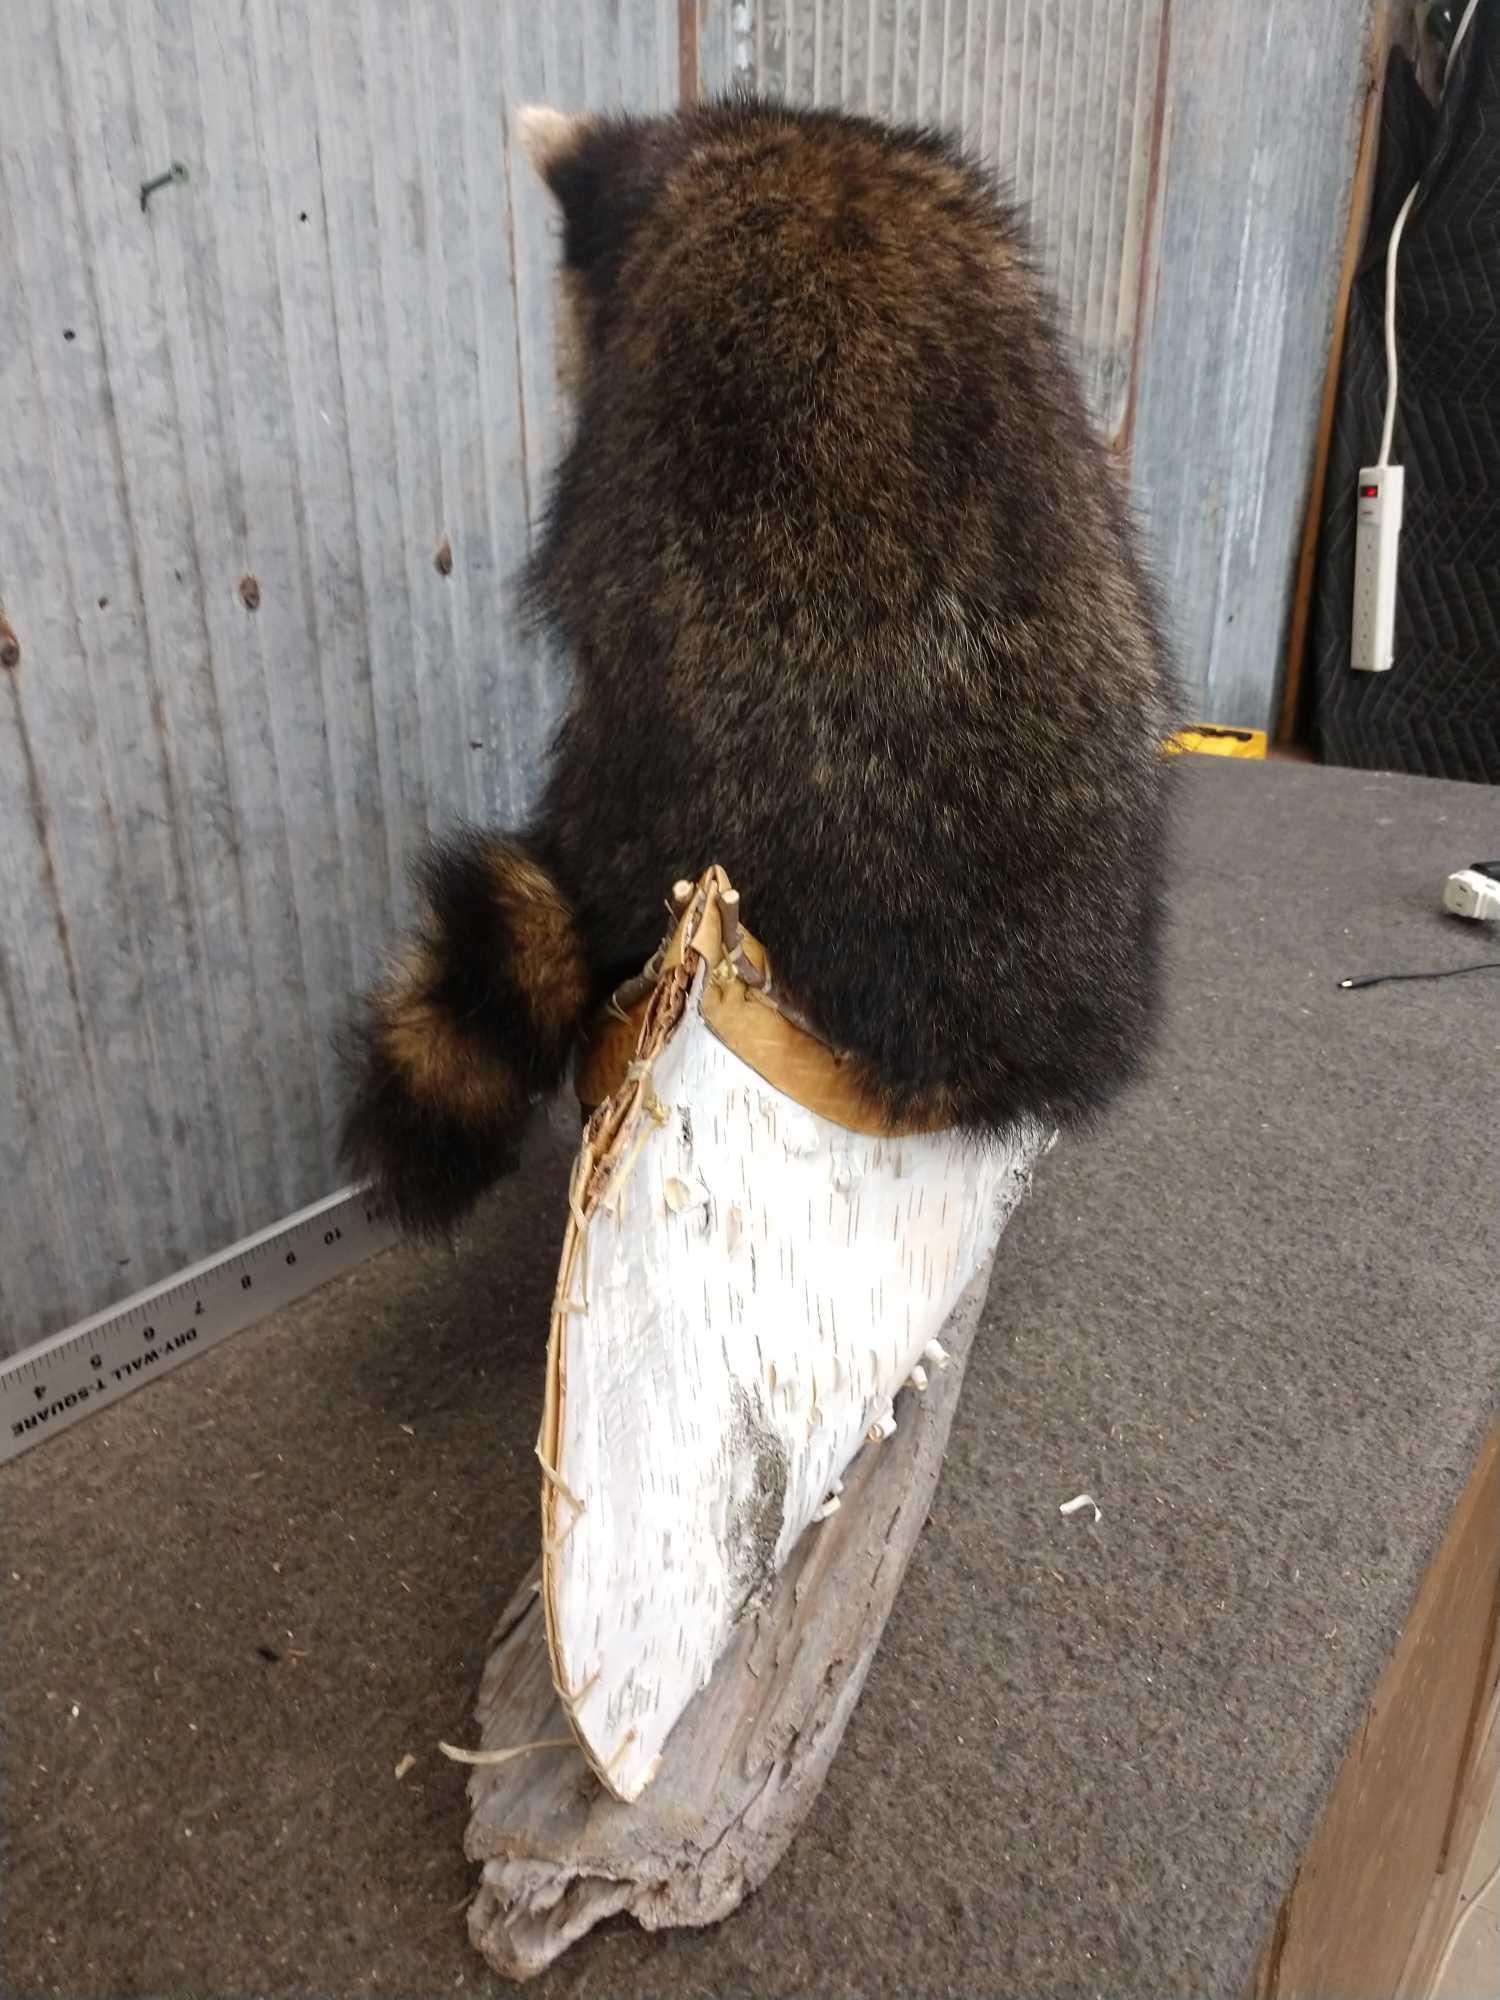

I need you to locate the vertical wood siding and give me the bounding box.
[1130,0,1373,732]
[0,0,678,1352]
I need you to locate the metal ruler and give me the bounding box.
[0,1186,396,1468]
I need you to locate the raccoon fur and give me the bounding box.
[341,96,1176,1236]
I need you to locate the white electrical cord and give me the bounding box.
[1446,0,1484,72]
[1377,0,1484,466]
[1376,183,1419,465]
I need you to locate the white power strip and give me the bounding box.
[1351,464,1404,672]
[0,1185,395,1468]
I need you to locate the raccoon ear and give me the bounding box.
[514,104,590,186]
[518,111,657,288]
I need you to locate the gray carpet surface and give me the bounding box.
[5,757,1499,1999]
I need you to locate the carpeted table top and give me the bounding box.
[6,757,1499,1999]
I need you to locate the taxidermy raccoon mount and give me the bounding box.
[341,97,1175,1236]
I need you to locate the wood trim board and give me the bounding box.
[1249,1423,1500,1998]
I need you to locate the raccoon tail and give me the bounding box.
[339,829,592,1237]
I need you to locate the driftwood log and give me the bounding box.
[462,1244,1016,1982]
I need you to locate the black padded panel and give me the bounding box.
[1309,16,1500,778]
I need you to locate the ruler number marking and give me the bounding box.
[2,1187,390,1466]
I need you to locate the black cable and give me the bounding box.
[1339,961,1500,991]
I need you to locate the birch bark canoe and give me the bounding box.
[456,869,1046,1978]
[541,871,1043,1802]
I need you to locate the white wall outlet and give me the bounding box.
[1351,464,1404,672]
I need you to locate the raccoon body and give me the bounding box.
[342,97,1175,1235]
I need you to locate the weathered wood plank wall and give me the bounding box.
[0,0,678,1353]
[1131,0,1376,735]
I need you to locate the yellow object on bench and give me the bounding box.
[1165,725,1268,758]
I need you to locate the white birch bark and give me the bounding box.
[543,957,1046,1801]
